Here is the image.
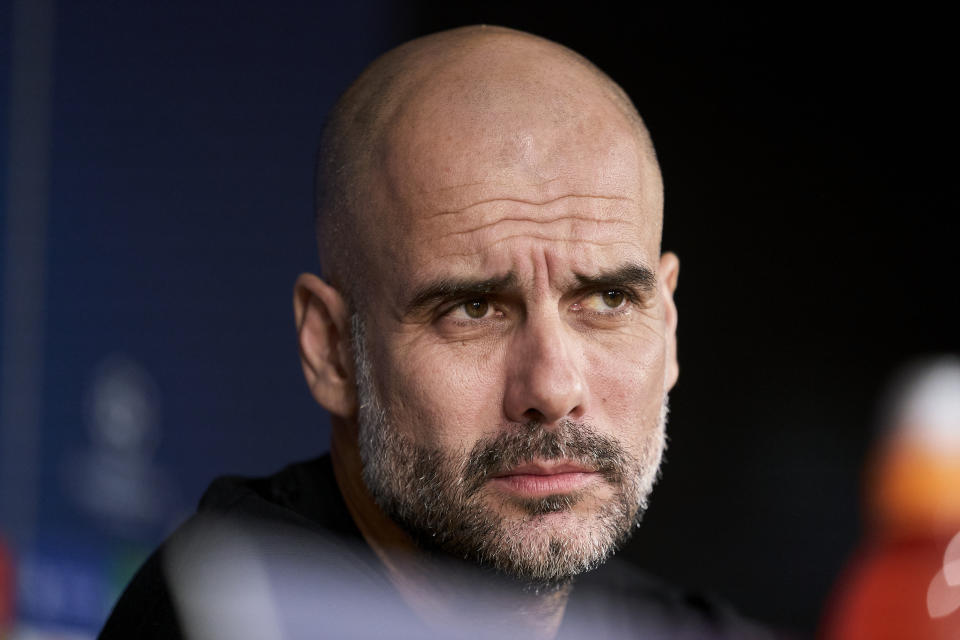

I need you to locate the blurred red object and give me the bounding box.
[0,535,13,630]
[820,359,960,639]
[822,532,960,639]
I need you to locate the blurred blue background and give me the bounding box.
[1,2,957,637]
[0,1,409,633]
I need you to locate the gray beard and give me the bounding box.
[351,313,667,590]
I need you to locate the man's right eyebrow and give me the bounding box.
[404,273,517,315]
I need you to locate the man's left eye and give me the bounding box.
[462,298,490,318]
[600,290,625,307]
[581,289,629,312]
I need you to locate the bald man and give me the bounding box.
[102,26,773,640]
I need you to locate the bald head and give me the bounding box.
[315,26,661,305]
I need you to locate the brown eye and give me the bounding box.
[602,290,625,308]
[464,298,489,318]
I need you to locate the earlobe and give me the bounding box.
[659,252,680,391]
[293,273,356,418]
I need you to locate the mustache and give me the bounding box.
[462,420,631,494]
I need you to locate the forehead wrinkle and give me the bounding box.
[436,214,639,242]
[429,234,641,263]
[424,193,633,221]
[419,176,567,199]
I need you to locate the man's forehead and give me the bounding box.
[382,207,658,312]
[344,29,664,309]
[377,78,649,209]
[363,119,660,305]
[390,148,649,222]
[367,113,659,277]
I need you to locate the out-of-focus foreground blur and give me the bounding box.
[1,2,957,637]
[821,359,960,638]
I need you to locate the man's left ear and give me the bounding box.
[659,252,680,391]
[293,273,356,418]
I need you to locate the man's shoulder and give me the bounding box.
[194,453,360,538]
[100,454,388,639]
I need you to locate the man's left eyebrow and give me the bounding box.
[574,263,657,292]
[404,272,518,315]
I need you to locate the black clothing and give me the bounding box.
[101,455,775,639]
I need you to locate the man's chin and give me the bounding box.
[471,494,634,572]
[482,480,616,518]
[380,486,638,590]
[478,517,623,589]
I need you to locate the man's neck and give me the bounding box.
[330,421,570,639]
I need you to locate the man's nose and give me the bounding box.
[503,315,587,425]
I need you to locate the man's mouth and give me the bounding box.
[488,461,600,496]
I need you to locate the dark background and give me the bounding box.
[414,4,958,633]
[1,2,955,635]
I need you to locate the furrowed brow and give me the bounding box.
[404,272,517,315]
[574,263,657,293]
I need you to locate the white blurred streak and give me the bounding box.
[926,530,960,618]
[944,529,960,586]
[927,567,960,618]
[159,512,763,639]
[0,0,55,547]
[165,520,284,640]
[161,517,514,640]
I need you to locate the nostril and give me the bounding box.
[523,408,546,422]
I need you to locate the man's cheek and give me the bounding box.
[588,342,664,403]
[438,372,504,444]
[395,356,501,445]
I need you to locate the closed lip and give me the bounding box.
[491,461,595,477]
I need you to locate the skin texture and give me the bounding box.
[294,26,679,639]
